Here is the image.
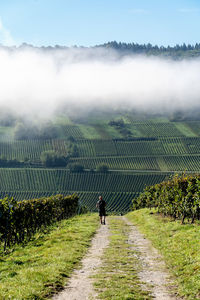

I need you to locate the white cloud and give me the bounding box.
[0,18,15,46]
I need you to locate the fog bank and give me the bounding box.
[0,47,199,120]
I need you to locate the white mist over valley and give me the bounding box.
[0,46,199,120]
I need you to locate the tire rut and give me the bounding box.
[52,222,109,300]
[123,216,179,300]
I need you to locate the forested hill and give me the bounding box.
[98,41,200,58]
[3,41,200,59]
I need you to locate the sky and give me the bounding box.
[0,0,199,47]
[0,1,199,120]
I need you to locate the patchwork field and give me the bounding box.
[0,114,200,212]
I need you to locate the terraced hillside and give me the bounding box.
[0,115,200,212]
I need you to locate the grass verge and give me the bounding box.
[0,213,99,299]
[93,216,151,300]
[127,209,200,300]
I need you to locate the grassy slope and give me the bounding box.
[174,123,197,137]
[94,216,151,300]
[0,213,99,300]
[127,209,200,300]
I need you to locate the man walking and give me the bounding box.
[96,196,106,225]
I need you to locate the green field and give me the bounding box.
[0,115,200,212]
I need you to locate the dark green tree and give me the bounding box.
[68,163,84,173]
[40,151,67,167]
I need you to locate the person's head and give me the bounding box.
[99,196,102,200]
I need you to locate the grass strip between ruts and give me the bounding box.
[93,216,151,300]
[126,209,200,300]
[0,213,99,299]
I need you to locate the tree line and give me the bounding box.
[98,41,200,58]
[4,41,200,58]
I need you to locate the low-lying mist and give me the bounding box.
[0,46,199,122]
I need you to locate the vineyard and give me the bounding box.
[1,137,200,163]
[126,119,197,137]
[0,194,78,251]
[185,121,200,136]
[0,171,167,192]
[133,173,200,223]
[0,170,168,212]
[70,156,160,170]
[0,116,200,213]
[0,139,68,162]
[163,155,200,171]
[78,192,139,213]
[0,191,137,213]
[130,122,184,137]
[60,125,84,139]
[76,137,200,157]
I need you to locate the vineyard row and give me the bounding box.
[0,169,168,193]
[1,137,200,162]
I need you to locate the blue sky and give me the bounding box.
[0,0,199,46]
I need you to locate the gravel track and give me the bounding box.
[52,222,109,300]
[52,216,178,299]
[124,216,178,300]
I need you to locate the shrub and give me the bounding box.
[0,194,79,251]
[96,164,109,173]
[68,163,84,172]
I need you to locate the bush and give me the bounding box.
[68,163,84,173]
[0,157,24,167]
[40,151,67,167]
[109,119,125,127]
[97,164,109,173]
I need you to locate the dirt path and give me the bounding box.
[123,217,178,300]
[52,217,178,300]
[52,222,110,300]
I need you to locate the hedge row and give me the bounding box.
[0,194,79,251]
[133,174,200,223]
